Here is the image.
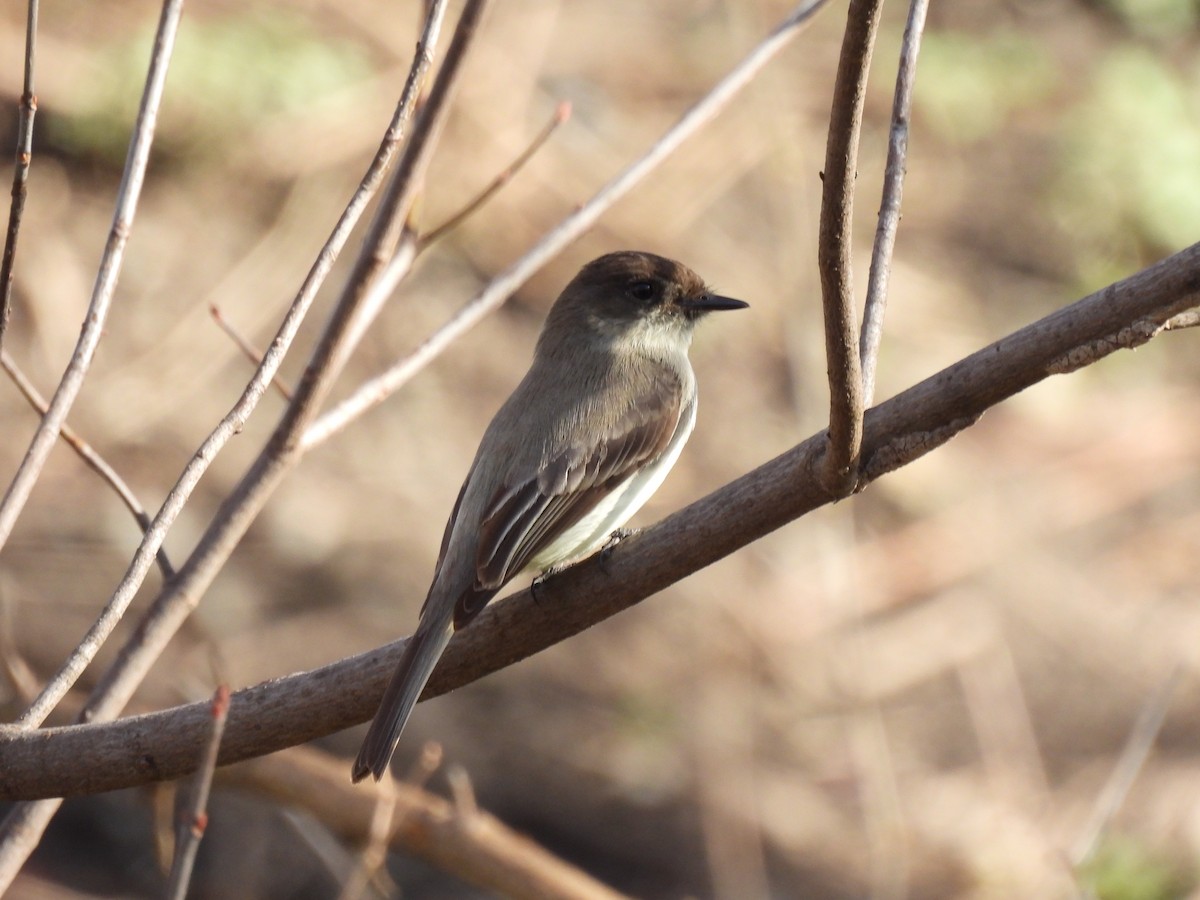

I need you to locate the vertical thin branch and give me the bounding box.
[164,684,230,900]
[1,351,175,579]
[860,0,929,406]
[817,0,884,493]
[11,0,450,735]
[0,0,39,354]
[0,0,185,552]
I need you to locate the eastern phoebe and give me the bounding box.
[352,250,747,782]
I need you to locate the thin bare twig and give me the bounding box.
[0,0,183,553]
[338,741,442,900]
[0,594,39,704]
[0,1,454,886]
[957,634,1050,804]
[339,741,443,900]
[0,0,39,354]
[164,684,230,900]
[10,0,450,736]
[407,740,443,785]
[1070,664,1183,867]
[338,781,397,900]
[817,0,884,493]
[61,0,486,742]
[447,765,479,818]
[279,810,384,898]
[860,0,930,406]
[210,305,294,400]
[7,237,1198,801]
[1,350,176,580]
[420,101,572,248]
[339,238,421,375]
[222,746,630,900]
[303,0,832,450]
[77,0,489,720]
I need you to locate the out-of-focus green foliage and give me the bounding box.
[1097,0,1200,36]
[912,30,1057,143]
[50,11,371,162]
[613,691,679,740]
[1052,48,1200,288]
[1078,836,1193,900]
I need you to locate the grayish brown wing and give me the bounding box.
[419,475,496,621]
[453,375,684,627]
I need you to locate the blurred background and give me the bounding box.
[2,0,1200,897]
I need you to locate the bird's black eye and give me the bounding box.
[628,280,657,302]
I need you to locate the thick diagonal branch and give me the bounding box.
[3,241,1197,802]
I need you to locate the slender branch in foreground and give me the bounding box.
[164,684,229,900]
[303,0,832,450]
[0,0,184,553]
[70,0,480,729]
[210,305,294,400]
[10,0,451,735]
[0,351,176,580]
[4,239,1198,801]
[420,101,572,248]
[221,745,629,900]
[0,0,39,354]
[0,2,455,886]
[83,0,484,744]
[860,0,929,406]
[816,0,884,493]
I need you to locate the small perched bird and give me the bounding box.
[352,250,747,782]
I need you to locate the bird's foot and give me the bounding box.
[531,564,567,605]
[600,527,639,564]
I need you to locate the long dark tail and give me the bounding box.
[352,611,454,782]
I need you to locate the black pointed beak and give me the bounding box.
[679,293,749,314]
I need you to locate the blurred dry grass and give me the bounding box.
[2,0,1200,898]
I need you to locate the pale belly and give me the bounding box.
[527,398,697,571]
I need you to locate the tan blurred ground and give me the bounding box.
[2,1,1199,898]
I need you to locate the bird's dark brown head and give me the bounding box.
[543,251,747,351]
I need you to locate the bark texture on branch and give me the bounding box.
[1,241,1198,802]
